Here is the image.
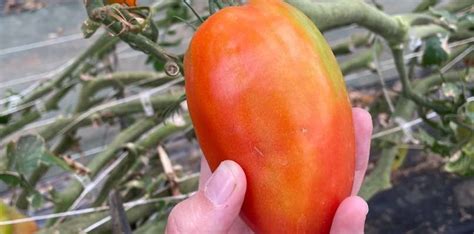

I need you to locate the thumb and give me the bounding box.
[166,160,247,234]
[330,196,368,234]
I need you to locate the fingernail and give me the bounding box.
[204,161,237,205]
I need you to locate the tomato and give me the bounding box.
[105,0,136,6]
[0,202,37,234]
[184,0,355,233]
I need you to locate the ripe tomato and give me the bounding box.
[105,0,136,6]
[184,0,355,232]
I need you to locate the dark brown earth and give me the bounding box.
[366,152,474,234]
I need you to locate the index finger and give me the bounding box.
[350,108,373,195]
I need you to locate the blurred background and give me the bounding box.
[0,0,473,233]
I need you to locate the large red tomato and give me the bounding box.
[184,0,355,232]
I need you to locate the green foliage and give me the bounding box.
[0,135,74,209]
[421,35,450,67]
[0,114,10,125]
[8,135,71,176]
[445,141,474,176]
[81,19,101,38]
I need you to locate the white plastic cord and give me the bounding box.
[0,194,191,226]
[56,77,183,137]
[0,33,83,57]
[371,112,438,139]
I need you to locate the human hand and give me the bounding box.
[166,108,373,234]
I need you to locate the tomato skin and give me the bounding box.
[105,0,136,6]
[0,202,37,234]
[184,0,355,233]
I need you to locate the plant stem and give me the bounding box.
[340,41,383,75]
[391,46,452,113]
[47,118,159,226]
[331,33,372,56]
[22,34,118,105]
[286,0,408,45]
[14,94,181,209]
[92,120,191,206]
[360,70,465,199]
[0,85,72,140]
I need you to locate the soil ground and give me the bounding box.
[366,152,474,234]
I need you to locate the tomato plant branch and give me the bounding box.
[14,94,182,209]
[37,190,197,233]
[46,118,159,226]
[391,46,452,114]
[92,120,191,206]
[21,34,119,105]
[340,41,383,75]
[76,71,172,112]
[331,33,372,56]
[85,1,183,74]
[0,85,73,140]
[360,70,465,199]
[437,0,473,12]
[286,0,408,45]
[414,0,439,12]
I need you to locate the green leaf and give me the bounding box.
[445,141,474,176]
[441,83,462,101]
[459,12,474,23]
[28,192,44,209]
[13,135,47,175]
[11,135,72,176]
[429,8,458,25]
[167,2,190,24]
[0,171,23,187]
[431,141,453,156]
[416,129,435,146]
[421,35,450,67]
[417,129,453,156]
[81,19,101,39]
[462,100,474,124]
[0,114,10,125]
[146,56,166,72]
[41,152,73,172]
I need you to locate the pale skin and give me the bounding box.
[166,108,373,233]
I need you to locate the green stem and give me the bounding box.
[85,2,183,72]
[0,86,72,140]
[391,46,452,114]
[92,120,191,206]
[76,72,171,112]
[340,41,383,75]
[14,94,181,209]
[331,33,372,56]
[48,118,159,226]
[360,70,465,199]
[286,0,408,44]
[21,34,118,105]
[414,0,439,12]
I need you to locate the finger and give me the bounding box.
[330,196,368,234]
[166,160,247,234]
[228,217,254,234]
[199,156,212,189]
[351,108,373,195]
